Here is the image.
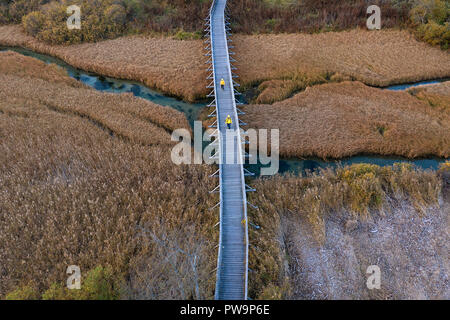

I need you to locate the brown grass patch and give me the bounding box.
[0,51,190,144]
[0,51,218,299]
[0,109,218,299]
[0,25,208,102]
[242,81,450,159]
[0,50,84,87]
[235,29,450,103]
[254,71,347,104]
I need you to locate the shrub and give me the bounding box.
[173,29,202,40]
[5,284,40,300]
[0,0,46,24]
[0,5,8,24]
[410,0,450,49]
[5,0,413,43]
[6,266,122,300]
[22,11,45,36]
[21,1,128,44]
[438,161,450,182]
[410,0,449,25]
[104,4,127,26]
[416,20,450,49]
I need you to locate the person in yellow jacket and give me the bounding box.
[220,78,225,90]
[225,115,232,129]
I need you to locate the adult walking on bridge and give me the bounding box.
[220,78,226,90]
[225,115,232,129]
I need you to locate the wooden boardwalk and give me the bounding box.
[208,0,249,300]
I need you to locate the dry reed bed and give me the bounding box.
[0,51,219,298]
[0,51,191,145]
[248,164,447,299]
[0,109,219,299]
[1,29,449,299]
[0,25,208,102]
[242,81,450,159]
[234,30,450,103]
[2,25,450,104]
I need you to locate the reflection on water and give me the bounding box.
[0,46,206,126]
[247,155,448,177]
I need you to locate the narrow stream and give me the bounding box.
[386,78,449,91]
[249,155,447,176]
[0,46,206,126]
[1,46,447,175]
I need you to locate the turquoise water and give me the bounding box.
[1,46,447,175]
[386,78,449,91]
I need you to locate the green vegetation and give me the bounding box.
[4,0,448,48]
[254,71,348,104]
[5,284,40,300]
[1,0,413,44]
[42,266,122,300]
[22,0,128,44]
[6,266,122,300]
[1,51,448,300]
[410,0,450,49]
[1,0,448,48]
[173,29,203,41]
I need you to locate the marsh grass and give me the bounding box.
[0,25,208,102]
[1,33,448,300]
[242,81,450,159]
[0,51,219,299]
[235,30,450,103]
[247,163,443,298]
[0,107,219,298]
[2,25,449,103]
[0,51,190,142]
